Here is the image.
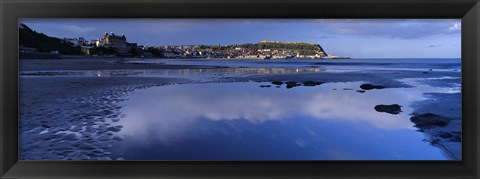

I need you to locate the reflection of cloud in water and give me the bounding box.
[116,80,458,145]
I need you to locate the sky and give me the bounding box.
[20,19,461,58]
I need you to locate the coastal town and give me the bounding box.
[19,23,349,59]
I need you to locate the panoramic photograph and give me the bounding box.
[19,19,461,160]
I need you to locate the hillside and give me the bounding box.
[19,23,82,55]
[231,40,328,56]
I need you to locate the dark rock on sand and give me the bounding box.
[374,104,402,114]
[303,81,322,86]
[410,113,451,130]
[260,85,271,88]
[437,132,453,138]
[449,135,462,142]
[285,82,301,89]
[356,90,366,93]
[436,132,461,142]
[360,83,385,90]
[271,81,283,85]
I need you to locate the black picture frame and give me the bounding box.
[1,0,479,178]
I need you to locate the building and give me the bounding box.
[63,37,88,46]
[81,46,94,55]
[103,32,127,47]
[103,32,130,55]
[95,38,104,47]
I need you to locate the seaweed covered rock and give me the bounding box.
[374,104,402,114]
[285,82,301,89]
[271,81,283,85]
[410,113,451,130]
[360,84,385,90]
[303,81,323,86]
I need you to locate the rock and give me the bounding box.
[356,90,366,93]
[450,136,461,142]
[260,85,271,88]
[437,132,453,138]
[360,84,385,90]
[285,82,301,89]
[374,104,402,114]
[271,81,283,85]
[410,113,451,130]
[303,81,322,86]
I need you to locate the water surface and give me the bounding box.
[109,81,454,160]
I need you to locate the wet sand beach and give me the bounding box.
[19,58,461,160]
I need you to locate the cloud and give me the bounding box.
[312,35,333,39]
[315,19,461,39]
[59,25,95,35]
[448,22,461,31]
[294,138,308,148]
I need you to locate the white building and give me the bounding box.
[64,37,88,46]
[95,38,105,47]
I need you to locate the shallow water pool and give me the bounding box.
[109,81,452,160]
